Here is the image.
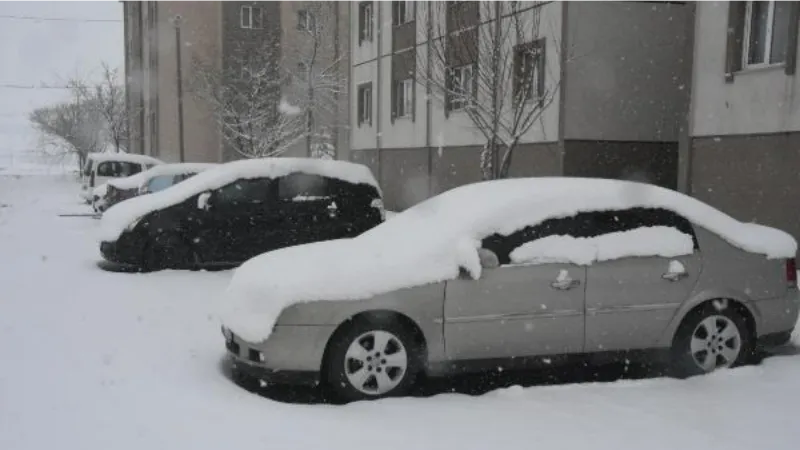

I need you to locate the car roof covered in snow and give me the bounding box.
[106,163,219,190]
[219,177,798,342]
[86,152,163,166]
[99,157,380,242]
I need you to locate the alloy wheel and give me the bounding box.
[344,330,408,396]
[689,315,742,372]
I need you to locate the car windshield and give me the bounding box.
[147,175,175,193]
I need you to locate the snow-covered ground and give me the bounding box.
[1,173,800,450]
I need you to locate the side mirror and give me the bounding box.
[478,248,499,269]
[197,191,213,211]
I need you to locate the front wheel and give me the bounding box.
[324,318,422,402]
[143,233,193,271]
[670,303,754,378]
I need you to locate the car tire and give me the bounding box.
[670,301,754,378]
[324,316,422,402]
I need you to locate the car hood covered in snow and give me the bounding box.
[219,177,798,342]
[106,163,218,190]
[98,158,380,243]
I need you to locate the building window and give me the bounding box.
[743,1,790,67]
[297,9,316,32]
[514,42,544,102]
[447,64,474,111]
[393,78,413,118]
[240,6,263,29]
[393,1,414,26]
[359,2,374,44]
[357,83,373,126]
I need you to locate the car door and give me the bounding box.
[194,178,276,264]
[275,173,336,247]
[583,208,703,352]
[443,216,589,361]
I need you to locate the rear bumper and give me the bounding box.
[754,289,800,338]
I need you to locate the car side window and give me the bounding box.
[215,178,274,206]
[481,207,698,266]
[278,173,329,201]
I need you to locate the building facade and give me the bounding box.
[122,1,349,163]
[349,1,693,210]
[687,1,800,247]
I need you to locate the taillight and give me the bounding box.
[786,258,797,288]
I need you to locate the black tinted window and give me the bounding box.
[215,178,274,205]
[97,161,142,177]
[482,207,697,265]
[278,173,328,200]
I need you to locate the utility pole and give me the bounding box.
[171,14,186,162]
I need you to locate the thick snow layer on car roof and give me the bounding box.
[509,226,695,266]
[107,163,219,190]
[219,177,798,342]
[99,158,379,242]
[86,152,163,165]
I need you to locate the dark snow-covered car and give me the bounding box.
[98,163,218,212]
[219,177,799,402]
[98,158,385,271]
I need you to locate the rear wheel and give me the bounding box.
[324,317,422,402]
[670,302,754,378]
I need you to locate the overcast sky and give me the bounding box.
[0,1,123,159]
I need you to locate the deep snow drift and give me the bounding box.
[1,173,800,450]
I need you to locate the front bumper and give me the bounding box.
[222,324,336,386]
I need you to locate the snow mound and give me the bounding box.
[92,183,109,197]
[220,177,797,342]
[107,163,218,190]
[99,158,380,242]
[278,98,302,116]
[509,226,694,266]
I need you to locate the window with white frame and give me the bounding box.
[240,6,263,29]
[393,1,414,26]
[743,1,791,67]
[359,2,374,43]
[394,78,413,118]
[297,9,316,32]
[448,64,473,111]
[357,83,373,126]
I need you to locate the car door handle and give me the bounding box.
[662,271,688,282]
[551,279,581,290]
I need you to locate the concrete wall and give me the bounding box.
[691,133,800,247]
[564,1,691,142]
[156,1,223,163]
[691,2,800,137]
[563,140,678,190]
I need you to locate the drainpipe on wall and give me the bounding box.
[172,14,186,163]
[677,2,697,195]
[375,1,383,183]
[425,3,433,197]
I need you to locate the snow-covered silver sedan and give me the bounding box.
[219,178,799,402]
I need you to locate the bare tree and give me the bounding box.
[29,62,132,168]
[29,94,105,169]
[417,1,560,180]
[191,41,307,159]
[285,2,347,159]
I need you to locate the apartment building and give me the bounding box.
[122,1,349,163]
[349,1,693,210]
[686,1,800,246]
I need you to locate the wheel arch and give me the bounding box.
[320,310,430,378]
[658,290,759,347]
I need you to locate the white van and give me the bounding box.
[80,153,162,203]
